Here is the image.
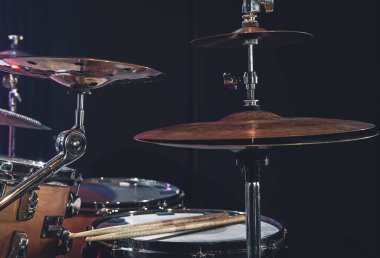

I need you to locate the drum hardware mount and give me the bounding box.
[17,190,38,221]
[6,231,29,258]
[2,35,25,157]
[65,192,82,218]
[0,90,87,212]
[66,174,82,218]
[57,229,73,255]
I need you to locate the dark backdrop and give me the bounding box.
[0,0,379,258]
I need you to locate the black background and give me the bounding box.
[0,0,379,257]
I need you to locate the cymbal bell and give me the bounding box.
[0,57,165,89]
[134,110,377,150]
[191,27,313,49]
[0,108,51,130]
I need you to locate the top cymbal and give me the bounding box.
[191,27,312,49]
[0,108,50,130]
[0,57,165,89]
[134,110,377,150]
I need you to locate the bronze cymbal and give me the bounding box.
[134,110,377,150]
[191,27,312,49]
[0,108,51,130]
[0,57,165,89]
[0,49,31,58]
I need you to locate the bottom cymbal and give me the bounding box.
[0,108,50,130]
[134,110,377,150]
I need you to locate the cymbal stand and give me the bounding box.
[2,35,24,157]
[0,90,87,212]
[236,150,269,258]
[241,1,273,258]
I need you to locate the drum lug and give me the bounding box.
[17,190,38,221]
[57,229,73,255]
[65,192,81,218]
[6,231,29,258]
[0,181,6,197]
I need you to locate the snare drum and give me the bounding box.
[89,209,286,258]
[0,155,80,258]
[64,177,185,258]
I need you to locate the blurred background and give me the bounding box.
[0,0,378,257]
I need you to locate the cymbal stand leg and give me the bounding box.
[236,151,269,258]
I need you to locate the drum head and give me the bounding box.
[92,209,286,257]
[79,178,184,213]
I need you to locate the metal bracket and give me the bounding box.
[57,229,73,255]
[41,216,64,239]
[65,192,81,218]
[6,231,28,258]
[17,190,38,221]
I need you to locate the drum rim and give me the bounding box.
[92,209,286,256]
[0,154,76,172]
[0,155,79,185]
[79,177,184,212]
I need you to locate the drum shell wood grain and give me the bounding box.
[0,183,70,258]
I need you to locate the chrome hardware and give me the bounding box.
[242,0,274,27]
[0,181,6,196]
[57,229,73,255]
[223,73,241,90]
[65,192,81,218]
[6,231,28,258]
[0,160,13,173]
[242,0,274,14]
[3,35,24,157]
[0,92,87,212]
[236,151,269,258]
[17,190,38,221]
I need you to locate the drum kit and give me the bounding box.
[0,0,377,258]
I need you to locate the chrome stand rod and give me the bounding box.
[0,93,87,212]
[236,151,268,258]
[73,92,85,132]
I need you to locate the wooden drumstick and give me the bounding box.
[69,211,229,239]
[85,214,245,242]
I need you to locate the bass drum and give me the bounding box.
[87,209,287,258]
[64,177,185,258]
[0,155,80,258]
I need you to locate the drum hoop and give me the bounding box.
[79,178,184,212]
[92,209,286,256]
[0,155,79,185]
[80,192,185,213]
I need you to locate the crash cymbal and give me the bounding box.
[191,27,312,49]
[0,57,165,89]
[0,49,31,58]
[134,110,377,150]
[0,108,50,130]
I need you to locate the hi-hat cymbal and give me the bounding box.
[0,49,31,58]
[191,27,312,49]
[134,110,377,150]
[0,57,165,89]
[0,108,50,130]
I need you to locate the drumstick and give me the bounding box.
[85,214,245,242]
[69,211,229,239]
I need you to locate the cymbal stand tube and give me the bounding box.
[2,35,24,157]
[73,92,85,132]
[236,151,269,258]
[243,42,259,108]
[0,92,87,212]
